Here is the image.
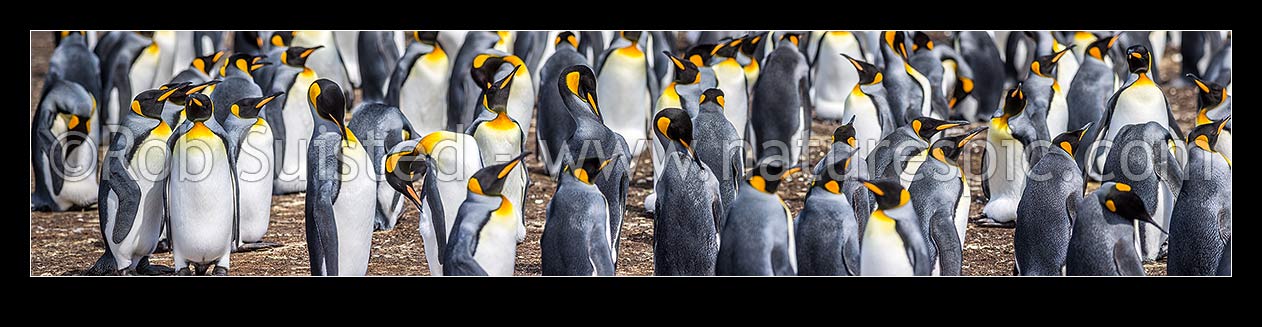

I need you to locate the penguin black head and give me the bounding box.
[619,31,643,43]
[231,91,284,119]
[270,31,294,48]
[567,154,622,185]
[309,79,347,141]
[777,32,802,48]
[686,44,715,67]
[1187,74,1228,124]
[1031,46,1073,78]
[221,53,270,77]
[1085,34,1120,61]
[468,152,530,196]
[1100,182,1165,234]
[833,116,857,147]
[712,38,741,58]
[411,31,439,45]
[910,117,968,142]
[883,31,909,58]
[471,54,525,90]
[554,31,578,49]
[699,88,725,109]
[739,32,768,56]
[153,82,192,105]
[1188,116,1230,154]
[748,160,802,194]
[842,53,883,85]
[911,31,934,52]
[132,89,173,119]
[930,127,987,164]
[859,177,910,210]
[480,64,522,113]
[191,50,226,75]
[183,93,214,123]
[666,52,702,85]
[1052,123,1092,156]
[384,144,431,212]
[654,108,697,161]
[559,65,600,117]
[993,84,1027,125]
[949,75,974,109]
[812,155,852,195]
[280,46,323,67]
[1125,45,1152,74]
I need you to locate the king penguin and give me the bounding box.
[443,153,530,276]
[1187,74,1231,161]
[708,38,751,137]
[1101,122,1184,262]
[693,89,745,212]
[810,31,863,121]
[1065,182,1165,276]
[751,33,812,169]
[736,32,768,96]
[394,131,484,275]
[595,31,655,168]
[469,51,536,136]
[953,31,1005,124]
[1023,46,1074,138]
[866,116,967,188]
[715,161,802,276]
[446,31,504,131]
[1167,118,1231,276]
[170,50,223,85]
[646,53,713,212]
[858,177,933,276]
[387,31,450,136]
[542,155,620,276]
[814,120,875,234]
[97,32,151,147]
[535,32,589,178]
[1032,31,1080,97]
[291,31,353,111]
[31,80,99,212]
[1014,125,1090,276]
[1067,34,1120,133]
[304,79,376,276]
[212,53,269,125]
[560,66,633,264]
[1085,45,1185,181]
[166,93,238,276]
[333,31,360,88]
[878,31,932,123]
[346,101,419,231]
[980,86,1042,226]
[222,93,284,251]
[906,32,950,120]
[909,127,986,276]
[465,65,531,244]
[44,31,103,145]
[379,137,444,275]
[840,54,895,163]
[267,45,324,194]
[652,108,723,276]
[795,153,861,276]
[83,89,176,275]
[357,31,400,104]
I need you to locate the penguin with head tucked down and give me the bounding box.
[469,51,536,136]
[1066,181,1164,276]
[1101,122,1184,262]
[443,153,530,276]
[383,131,483,275]
[45,31,103,144]
[388,31,449,136]
[223,93,285,251]
[560,66,633,266]
[542,154,620,276]
[909,127,986,276]
[715,161,802,276]
[1023,46,1074,139]
[96,31,152,147]
[1014,125,1090,276]
[267,45,324,195]
[865,116,967,189]
[31,80,99,212]
[652,108,723,276]
[166,93,238,276]
[535,32,589,178]
[304,79,376,276]
[795,148,861,276]
[952,32,1005,123]
[465,65,531,244]
[156,80,216,129]
[1167,118,1231,276]
[858,177,933,276]
[751,32,812,169]
[347,101,419,231]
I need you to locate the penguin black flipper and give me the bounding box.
[1157,146,1185,197]
[645,54,660,110]
[31,96,63,205]
[1065,192,1079,227]
[930,211,963,276]
[895,218,933,276]
[1113,238,1145,276]
[589,219,616,276]
[386,42,425,107]
[308,179,342,276]
[266,72,299,176]
[421,162,447,263]
[105,154,142,244]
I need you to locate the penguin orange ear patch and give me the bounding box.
[565,71,581,96]
[656,117,672,138]
[1114,183,1132,192]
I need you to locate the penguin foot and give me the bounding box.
[974,217,1015,228]
[235,241,283,252]
[211,267,229,276]
[136,263,175,276]
[154,240,172,253]
[176,268,193,276]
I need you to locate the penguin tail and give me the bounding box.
[83,252,117,276]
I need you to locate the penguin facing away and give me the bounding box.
[1186,74,1231,161]
[542,155,620,276]
[795,155,861,276]
[535,32,589,178]
[653,108,723,276]
[692,88,745,212]
[1100,122,1184,262]
[1167,118,1231,276]
[750,33,812,169]
[715,161,802,276]
[1014,125,1090,276]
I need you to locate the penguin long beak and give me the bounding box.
[1052,45,1075,63]
[1186,73,1211,93]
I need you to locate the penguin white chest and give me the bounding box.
[237,122,275,242]
[955,173,972,244]
[48,119,99,208]
[906,66,936,119]
[843,89,881,160]
[507,70,536,132]
[899,149,928,189]
[814,34,861,120]
[597,50,651,156]
[982,125,1026,223]
[106,127,172,268]
[1106,82,1169,142]
[333,141,377,276]
[168,128,235,265]
[276,70,319,191]
[1047,85,1069,137]
[475,203,519,276]
[713,59,750,131]
[861,211,915,276]
[129,47,161,97]
[400,55,450,135]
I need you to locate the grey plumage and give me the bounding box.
[653,108,722,275]
[446,31,501,131]
[358,31,399,104]
[751,36,811,167]
[1101,122,1183,261]
[442,192,499,276]
[31,80,97,212]
[541,164,615,276]
[795,158,861,276]
[954,32,1005,120]
[1167,123,1231,276]
[693,90,744,211]
[1067,52,1114,133]
[1014,136,1084,275]
[347,103,418,231]
[535,36,588,178]
[715,184,796,276]
[1065,183,1150,276]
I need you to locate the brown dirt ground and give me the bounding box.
[31,31,1195,276]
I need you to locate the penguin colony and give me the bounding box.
[31,31,1230,276]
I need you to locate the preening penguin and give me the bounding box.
[304,79,376,276]
[1167,118,1231,276]
[795,152,861,276]
[466,65,530,244]
[652,108,722,276]
[268,45,324,195]
[223,93,284,251]
[1014,125,1090,276]
[858,178,932,276]
[865,116,966,188]
[346,102,419,231]
[166,93,238,276]
[1085,45,1185,181]
[952,31,1005,123]
[31,80,99,212]
[83,89,175,276]
[444,153,530,276]
[387,31,449,136]
[980,86,1041,226]
[750,32,812,169]
[535,32,589,178]
[542,155,620,276]
[909,127,986,276]
[715,161,802,276]
[840,53,895,163]
[469,51,536,136]
[1101,122,1184,262]
[291,31,353,111]
[45,31,103,144]
[647,52,712,213]
[692,89,745,212]
[1066,182,1165,276]
[595,31,655,169]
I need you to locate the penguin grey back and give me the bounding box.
[750,38,810,166]
[358,31,400,104]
